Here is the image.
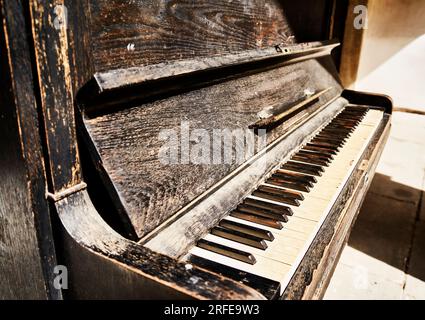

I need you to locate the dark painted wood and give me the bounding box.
[88,0,297,73]
[28,0,88,194]
[0,0,59,299]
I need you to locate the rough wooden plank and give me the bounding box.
[56,190,266,299]
[0,0,59,299]
[88,0,297,72]
[82,56,343,239]
[29,0,82,193]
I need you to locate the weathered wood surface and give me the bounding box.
[83,57,342,239]
[89,0,296,72]
[57,190,266,299]
[29,0,84,194]
[0,0,59,299]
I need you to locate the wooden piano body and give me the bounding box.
[0,0,392,299]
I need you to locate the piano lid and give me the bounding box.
[76,1,345,240]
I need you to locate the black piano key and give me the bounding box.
[272,172,314,187]
[282,161,324,177]
[244,198,294,216]
[320,128,351,138]
[307,141,340,152]
[323,125,353,133]
[337,113,363,120]
[237,203,288,222]
[219,219,275,241]
[321,128,352,136]
[332,119,359,125]
[316,132,348,142]
[303,144,337,155]
[252,190,301,206]
[296,150,333,162]
[197,239,256,265]
[211,226,268,250]
[230,211,284,230]
[312,137,345,146]
[187,255,280,300]
[297,150,334,161]
[326,125,354,133]
[291,155,329,167]
[267,176,311,192]
[258,185,304,200]
[275,169,318,183]
[314,136,346,145]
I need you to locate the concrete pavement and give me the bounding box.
[324,111,425,300]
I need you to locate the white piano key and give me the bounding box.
[189,246,292,283]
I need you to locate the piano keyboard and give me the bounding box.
[185,105,384,295]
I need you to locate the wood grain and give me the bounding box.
[29,0,82,193]
[89,0,296,72]
[57,190,266,299]
[0,0,59,299]
[82,56,342,239]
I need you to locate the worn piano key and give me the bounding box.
[203,233,301,265]
[243,198,294,216]
[296,150,334,161]
[230,211,284,229]
[302,145,337,156]
[258,185,304,200]
[328,123,355,129]
[307,142,340,152]
[291,155,329,167]
[237,203,288,222]
[282,161,324,176]
[274,169,318,183]
[252,190,301,206]
[316,133,348,142]
[219,219,275,241]
[211,226,268,250]
[312,136,345,145]
[310,138,343,148]
[321,128,352,136]
[189,245,292,283]
[332,119,360,125]
[266,176,311,192]
[294,150,331,164]
[197,239,256,265]
[186,255,280,300]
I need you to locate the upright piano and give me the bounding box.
[0,0,391,299]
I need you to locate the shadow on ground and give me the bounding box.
[347,172,424,283]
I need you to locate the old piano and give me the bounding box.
[0,0,391,299]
